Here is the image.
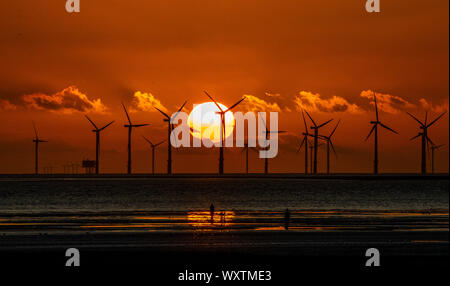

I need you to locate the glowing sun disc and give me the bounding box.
[188,102,235,143]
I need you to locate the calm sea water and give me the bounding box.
[0,178,448,213]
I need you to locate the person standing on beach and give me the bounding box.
[284,208,291,230]
[210,204,215,224]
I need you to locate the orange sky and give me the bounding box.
[0,0,448,174]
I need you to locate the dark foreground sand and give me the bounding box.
[1,229,448,279]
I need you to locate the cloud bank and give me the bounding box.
[0,86,107,113]
[294,91,361,114]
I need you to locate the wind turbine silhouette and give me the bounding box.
[203,91,246,174]
[430,143,445,174]
[241,138,258,174]
[142,136,166,175]
[84,115,114,174]
[365,93,398,174]
[32,122,47,175]
[259,114,286,174]
[303,110,333,174]
[297,110,311,174]
[319,120,340,174]
[155,101,187,174]
[122,103,149,174]
[407,111,446,174]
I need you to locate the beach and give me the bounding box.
[0,174,448,277]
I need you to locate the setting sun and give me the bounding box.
[188,102,235,143]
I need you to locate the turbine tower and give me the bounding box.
[122,103,149,174]
[155,101,187,174]
[32,122,47,175]
[298,110,311,174]
[204,91,246,174]
[259,114,286,175]
[365,93,398,174]
[84,115,114,174]
[241,138,258,174]
[430,143,445,174]
[319,120,340,174]
[304,110,333,174]
[407,111,446,174]
[142,136,166,175]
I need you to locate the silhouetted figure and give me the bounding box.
[220,211,225,227]
[284,208,291,230]
[210,204,215,224]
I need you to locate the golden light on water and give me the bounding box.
[188,102,235,143]
[187,211,235,228]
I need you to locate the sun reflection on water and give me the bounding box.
[187,211,235,228]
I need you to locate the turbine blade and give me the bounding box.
[259,113,268,132]
[426,136,435,146]
[142,135,152,145]
[32,121,38,139]
[379,122,399,134]
[329,139,337,156]
[406,112,424,126]
[298,137,306,151]
[365,125,376,141]
[224,97,246,113]
[317,118,333,128]
[204,91,223,112]
[427,111,446,128]
[132,124,149,128]
[436,144,445,149]
[303,110,317,127]
[424,111,428,126]
[301,110,308,131]
[250,147,259,153]
[121,103,132,125]
[410,133,421,141]
[172,101,188,121]
[85,115,98,130]
[269,130,287,134]
[155,140,166,147]
[374,92,379,121]
[329,119,340,137]
[99,121,114,131]
[154,107,170,119]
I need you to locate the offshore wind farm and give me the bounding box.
[0,0,448,277]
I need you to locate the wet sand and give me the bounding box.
[0,229,448,283]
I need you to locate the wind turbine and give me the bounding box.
[297,110,311,174]
[204,91,246,174]
[319,120,340,174]
[155,101,187,174]
[430,143,445,174]
[407,111,446,174]
[303,110,333,174]
[259,114,286,174]
[241,138,258,174]
[122,103,149,174]
[84,115,114,174]
[365,93,398,174]
[308,140,314,173]
[32,122,47,175]
[142,136,166,175]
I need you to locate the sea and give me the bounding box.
[0,177,448,234]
